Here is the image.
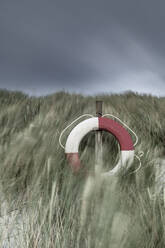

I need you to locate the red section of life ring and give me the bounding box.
[98,117,134,150]
[66,153,82,173]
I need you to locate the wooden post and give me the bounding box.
[95,101,103,174]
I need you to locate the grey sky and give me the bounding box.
[0,0,165,96]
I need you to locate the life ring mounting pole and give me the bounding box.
[95,101,103,174]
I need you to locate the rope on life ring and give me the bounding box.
[65,117,134,176]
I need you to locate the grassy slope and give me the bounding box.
[0,89,164,247]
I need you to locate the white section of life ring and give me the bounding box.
[102,150,134,177]
[65,117,99,153]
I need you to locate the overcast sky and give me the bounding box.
[0,0,165,96]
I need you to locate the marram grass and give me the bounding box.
[0,89,164,247]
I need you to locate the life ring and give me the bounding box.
[65,117,134,176]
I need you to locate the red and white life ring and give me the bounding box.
[65,117,134,176]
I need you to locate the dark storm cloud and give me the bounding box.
[0,0,165,96]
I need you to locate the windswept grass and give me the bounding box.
[0,89,164,247]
